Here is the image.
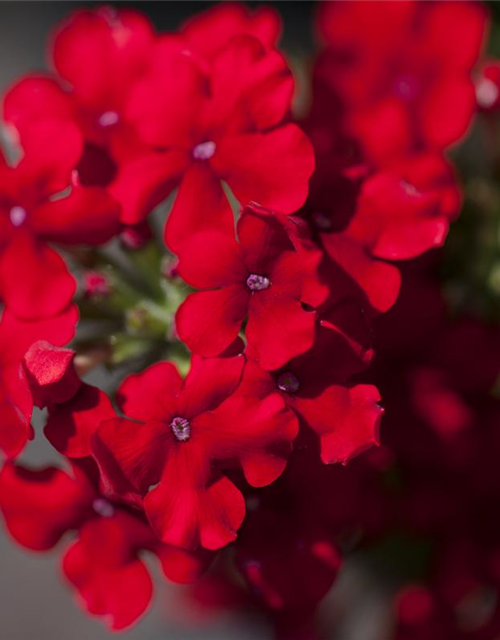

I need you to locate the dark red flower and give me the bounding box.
[238,307,382,466]
[316,0,487,164]
[93,355,298,550]
[176,210,327,370]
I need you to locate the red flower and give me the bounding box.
[3,7,155,186]
[176,209,327,370]
[0,460,210,630]
[113,32,314,251]
[0,120,120,319]
[93,355,298,550]
[316,0,487,164]
[0,307,77,458]
[238,304,383,466]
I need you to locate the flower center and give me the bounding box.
[92,497,115,518]
[246,274,270,291]
[171,416,191,442]
[277,371,300,394]
[193,141,216,161]
[9,206,27,227]
[394,75,419,102]
[98,111,120,128]
[399,180,419,197]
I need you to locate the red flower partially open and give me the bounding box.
[0,308,77,458]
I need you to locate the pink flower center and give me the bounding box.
[246,274,270,291]
[92,497,115,518]
[394,75,419,102]
[193,141,216,160]
[9,206,27,227]
[277,371,300,394]
[98,111,120,128]
[171,416,191,442]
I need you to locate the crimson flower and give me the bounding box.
[0,460,210,630]
[113,32,314,251]
[93,355,298,550]
[176,209,327,370]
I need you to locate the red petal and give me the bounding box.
[111,150,188,225]
[154,543,213,584]
[0,305,78,365]
[179,354,245,417]
[322,234,401,313]
[208,35,293,131]
[117,361,182,422]
[181,3,281,59]
[126,36,207,147]
[52,7,154,110]
[419,78,477,149]
[237,210,293,274]
[247,293,316,371]
[198,393,298,486]
[45,383,115,458]
[348,171,448,261]
[165,164,235,254]
[93,417,168,495]
[16,119,83,196]
[421,1,487,71]
[23,341,80,408]
[32,186,121,245]
[63,517,153,631]
[295,384,383,465]
[176,230,246,289]
[3,75,73,137]
[214,124,315,214]
[0,463,92,550]
[176,287,249,357]
[0,384,31,459]
[145,469,245,550]
[0,232,76,319]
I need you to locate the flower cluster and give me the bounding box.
[0,1,495,636]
